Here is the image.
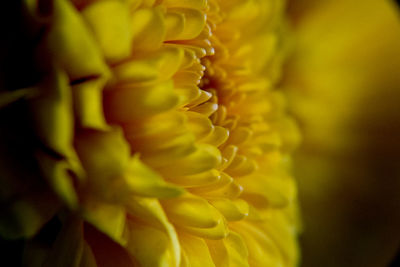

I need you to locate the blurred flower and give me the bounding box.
[284,0,400,266]
[0,0,300,266]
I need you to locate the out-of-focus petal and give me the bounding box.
[285,0,400,266]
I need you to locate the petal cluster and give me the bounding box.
[0,0,300,266]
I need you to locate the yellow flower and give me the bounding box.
[0,0,300,266]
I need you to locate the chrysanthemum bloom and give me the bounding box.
[0,0,300,266]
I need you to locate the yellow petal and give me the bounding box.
[126,220,180,267]
[238,174,296,209]
[36,151,79,208]
[189,172,233,194]
[179,216,228,240]
[219,145,238,171]
[125,197,181,266]
[166,169,221,187]
[175,85,201,106]
[155,143,222,177]
[228,127,253,145]
[189,102,219,117]
[127,127,193,155]
[85,223,137,267]
[83,197,127,245]
[29,70,74,161]
[30,70,82,207]
[179,233,216,267]
[72,77,110,130]
[224,155,258,177]
[125,155,184,198]
[113,46,184,83]
[161,193,223,228]
[104,80,179,122]
[231,221,284,267]
[163,0,207,10]
[201,126,229,147]
[139,132,196,168]
[262,211,299,267]
[206,231,250,267]
[166,8,206,40]
[123,111,186,139]
[194,179,244,200]
[209,198,249,221]
[164,11,185,41]
[75,129,130,194]
[187,88,212,107]
[131,6,166,51]
[186,111,214,140]
[47,0,109,81]
[82,0,133,62]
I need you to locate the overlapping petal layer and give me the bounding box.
[0,0,300,266]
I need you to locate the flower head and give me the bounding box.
[0,0,300,266]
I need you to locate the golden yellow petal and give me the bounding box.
[163,0,207,10]
[82,0,133,62]
[131,6,166,51]
[209,198,249,222]
[47,0,109,81]
[179,233,216,267]
[162,193,223,228]
[125,156,184,198]
[125,197,181,266]
[113,46,184,83]
[154,143,222,176]
[206,231,250,267]
[126,220,180,267]
[83,198,127,245]
[104,80,180,122]
[166,8,206,40]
